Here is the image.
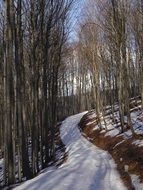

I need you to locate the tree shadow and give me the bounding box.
[13,114,125,190]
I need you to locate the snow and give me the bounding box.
[120,158,123,162]
[88,107,143,141]
[123,130,132,139]
[124,165,129,172]
[92,125,99,131]
[105,128,119,137]
[88,112,96,119]
[13,112,126,190]
[132,140,143,147]
[131,174,143,190]
[113,140,125,149]
[86,120,97,126]
[0,159,3,185]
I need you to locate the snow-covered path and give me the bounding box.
[14,112,126,190]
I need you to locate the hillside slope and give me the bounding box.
[13,112,126,190]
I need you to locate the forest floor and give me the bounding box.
[11,112,127,190]
[79,97,143,190]
[1,122,67,189]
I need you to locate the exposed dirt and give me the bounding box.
[79,111,143,190]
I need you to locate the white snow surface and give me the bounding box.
[132,140,143,147]
[0,158,3,185]
[14,112,126,190]
[131,174,143,190]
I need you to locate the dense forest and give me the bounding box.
[0,0,75,186]
[1,0,143,188]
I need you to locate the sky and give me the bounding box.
[69,0,86,42]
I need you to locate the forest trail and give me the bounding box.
[14,112,126,190]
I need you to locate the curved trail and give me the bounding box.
[14,112,126,190]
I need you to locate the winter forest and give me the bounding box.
[1,0,143,189]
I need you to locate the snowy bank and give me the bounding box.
[13,112,126,190]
